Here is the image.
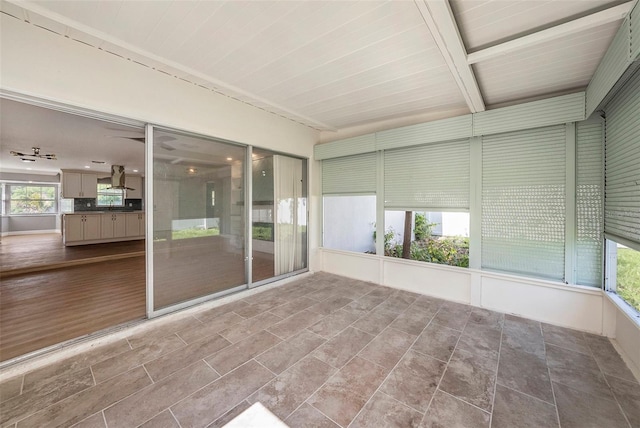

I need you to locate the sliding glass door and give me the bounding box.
[147,126,308,315]
[251,149,307,285]
[150,128,246,311]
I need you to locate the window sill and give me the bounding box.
[604,291,640,329]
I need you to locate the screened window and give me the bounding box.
[323,195,376,253]
[607,241,640,313]
[6,184,57,214]
[97,183,124,206]
[383,210,469,267]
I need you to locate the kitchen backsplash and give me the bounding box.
[73,198,143,212]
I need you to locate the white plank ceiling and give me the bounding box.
[0,0,632,132]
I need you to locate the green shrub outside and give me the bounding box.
[617,247,640,312]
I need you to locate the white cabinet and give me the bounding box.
[64,214,101,242]
[62,172,98,198]
[125,176,143,199]
[101,213,127,239]
[125,212,145,237]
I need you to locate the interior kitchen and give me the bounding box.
[0,98,146,362]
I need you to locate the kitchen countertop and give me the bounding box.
[64,211,145,214]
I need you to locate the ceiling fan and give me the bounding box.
[10,147,57,161]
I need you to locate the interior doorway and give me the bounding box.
[0,98,146,362]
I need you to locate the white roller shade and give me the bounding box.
[322,153,376,195]
[604,68,640,250]
[576,120,604,287]
[482,126,566,280]
[384,139,470,210]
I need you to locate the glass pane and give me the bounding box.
[616,244,640,312]
[323,195,376,253]
[383,210,469,267]
[252,149,275,282]
[274,155,307,276]
[152,129,246,310]
[252,150,307,282]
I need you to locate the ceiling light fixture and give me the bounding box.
[84,165,91,169]
[91,160,106,164]
[226,157,233,161]
[132,169,139,173]
[187,167,197,174]
[11,147,56,160]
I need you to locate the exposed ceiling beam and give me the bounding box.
[467,1,634,65]
[414,0,485,113]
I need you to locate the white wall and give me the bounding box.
[1,15,321,264]
[319,249,639,374]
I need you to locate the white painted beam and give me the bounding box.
[467,2,634,64]
[414,0,485,113]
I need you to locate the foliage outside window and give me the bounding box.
[381,211,469,268]
[97,183,124,206]
[616,244,640,312]
[7,184,57,214]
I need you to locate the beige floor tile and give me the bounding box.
[144,333,231,381]
[492,385,558,428]
[421,390,490,428]
[171,361,274,428]
[553,381,628,428]
[103,361,218,428]
[256,330,326,374]
[219,312,282,343]
[138,410,180,428]
[248,356,336,420]
[307,310,360,339]
[92,334,184,383]
[17,366,152,428]
[71,412,106,428]
[439,349,497,412]
[127,316,202,349]
[358,327,415,369]
[350,391,423,428]
[177,311,244,344]
[0,376,23,403]
[312,327,374,369]
[285,403,339,428]
[205,330,282,375]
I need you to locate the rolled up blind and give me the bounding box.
[576,120,604,286]
[384,139,470,210]
[604,68,640,250]
[482,125,566,280]
[322,153,376,195]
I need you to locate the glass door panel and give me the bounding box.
[152,129,246,310]
[252,149,275,282]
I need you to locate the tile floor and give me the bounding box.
[1,273,639,428]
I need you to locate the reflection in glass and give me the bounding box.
[152,129,246,310]
[252,151,307,282]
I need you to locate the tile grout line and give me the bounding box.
[346,302,439,427]
[141,364,155,383]
[298,296,414,427]
[19,374,24,395]
[542,322,563,428]
[488,321,505,427]
[168,408,183,428]
[438,389,492,415]
[252,358,279,378]
[202,359,222,378]
[378,387,427,416]
[89,365,97,386]
[419,308,467,426]
[495,382,556,407]
[580,333,633,428]
[101,410,109,428]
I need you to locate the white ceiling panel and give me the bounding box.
[2,0,632,132]
[475,20,622,106]
[450,0,627,50]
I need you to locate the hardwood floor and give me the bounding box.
[0,233,144,275]
[0,256,146,362]
[0,234,278,362]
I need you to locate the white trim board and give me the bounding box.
[1,229,60,237]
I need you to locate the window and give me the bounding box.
[383,210,469,267]
[5,184,57,214]
[323,195,376,253]
[607,241,640,313]
[97,183,124,206]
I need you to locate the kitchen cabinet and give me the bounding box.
[62,172,98,198]
[125,175,143,199]
[101,213,127,239]
[126,212,145,237]
[64,214,101,243]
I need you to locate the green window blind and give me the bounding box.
[604,68,640,250]
[384,139,470,210]
[576,120,604,286]
[482,125,566,280]
[322,153,376,195]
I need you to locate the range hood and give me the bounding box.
[107,165,135,190]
